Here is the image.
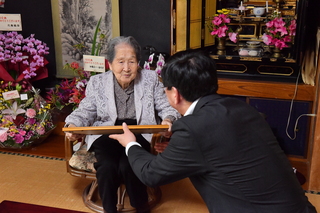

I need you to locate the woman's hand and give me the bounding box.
[160,118,173,138]
[155,118,173,153]
[65,124,85,141]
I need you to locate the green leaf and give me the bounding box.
[91,17,102,56]
[25,97,34,107]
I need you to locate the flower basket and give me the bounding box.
[0,83,56,150]
[0,31,53,149]
[0,128,55,150]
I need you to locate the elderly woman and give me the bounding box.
[65,36,180,213]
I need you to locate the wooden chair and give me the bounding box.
[65,133,164,213]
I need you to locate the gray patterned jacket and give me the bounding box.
[65,69,181,150]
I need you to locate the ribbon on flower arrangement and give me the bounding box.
[0,58,49,83]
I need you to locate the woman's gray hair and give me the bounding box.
[106,36,141,63]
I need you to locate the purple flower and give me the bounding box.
[24,131,34,140]
[27,117,37,125]
[35,39,42,45]
[14,134,24,143]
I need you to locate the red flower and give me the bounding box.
[70,62,80,69]
[13,115,26,126]
[105,59,109,71]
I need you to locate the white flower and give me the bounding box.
[2,101,26,120]
[143,61,151,70]
[148,53,155,63]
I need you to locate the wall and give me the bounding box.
[119,0,172,64]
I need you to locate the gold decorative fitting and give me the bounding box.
[257,65,294,76]
[285,59,296,63]
[281,10,295,16]
[240,57,262,62]
[216,63,247,73]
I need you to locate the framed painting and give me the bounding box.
[51,0,120,78]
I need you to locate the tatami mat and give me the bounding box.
[0,153,319,213]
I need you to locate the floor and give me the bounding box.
[1,132,319,212]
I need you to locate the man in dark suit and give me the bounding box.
[110,49,317,213]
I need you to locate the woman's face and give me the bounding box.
[108,43,139,89]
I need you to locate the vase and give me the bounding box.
[272,47,282,58]
[216,38,226,55]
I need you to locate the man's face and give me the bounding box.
[164,87,176,109]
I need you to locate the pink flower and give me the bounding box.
[27,117,36,125]
[8,131,15,137]
[14,134,24,143]
[274,39,288,50]
[36,126,46,135]
[211,25,229,38]
[19,130,26,136]
[283,35,292,43]
[275,26,288,37]
[209,11,237,43]
[262,34,273,45]
[220,14,230,24]
[0,128,8,142]
[288,20,296,36]
[3,115,13,122]
[228,32,238,43]
[26,108,36,118]
[212,16,223,26]
[263,15,296,50]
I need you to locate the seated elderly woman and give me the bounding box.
[64,36,180,213]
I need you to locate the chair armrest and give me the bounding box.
[150,133,166,155]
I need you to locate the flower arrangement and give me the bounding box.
[207,9,238,43]
[0,31,53,149]
[0,81,55,149]
[46,17,108,111]
[46,62,95,110]
[0,31,49,82]
[262,11,296,50]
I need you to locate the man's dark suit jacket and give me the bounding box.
[128,94,316,213]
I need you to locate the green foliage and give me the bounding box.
[91,16,103,56]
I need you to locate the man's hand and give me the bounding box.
[109,122,136,147]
